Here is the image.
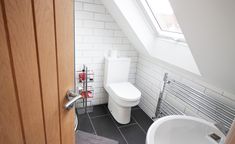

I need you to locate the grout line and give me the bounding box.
[108,114,129,144]
[131,116,147,134]
[87,113,97,135]
[75,1,103,6]
[89,113,109,119]
[117,127,129,144]
[75,9,107,15]
[103,105,129,144]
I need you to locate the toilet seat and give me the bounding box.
[107,82,141,102]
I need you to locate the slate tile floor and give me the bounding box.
[76,104,153,144]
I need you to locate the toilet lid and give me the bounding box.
[108,82,141,101]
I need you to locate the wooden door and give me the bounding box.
[0,0,75,144]
[225,121,235,144]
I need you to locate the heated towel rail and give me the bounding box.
[155,73,235,134]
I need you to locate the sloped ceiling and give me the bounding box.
[169,0,235,94]
[102,0,235,94]
[102,0,200,74]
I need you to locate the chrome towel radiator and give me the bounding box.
[155,73,235,134]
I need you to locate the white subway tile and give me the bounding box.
[114,30,125,37]
[82,50,104,57]
[75,11,93,20]
[77,43,94,50]
[75,20,83,28]
[93,29,114,36]
[74,2,83,11]
[92,56,105,64]
[75,0,94,3]
[103,37,122,44]
[122,38,130,44]
[83,36,103,43]
[105,22,120,30]
[93,0,102,4]
[76,28,93,36]
[94,13,114,22]
[83,20,104,28]
[83,3,105,13]
[99,98,108,104]
[93,44,112,50]
[112,44,131,50]
[76,57,93,64]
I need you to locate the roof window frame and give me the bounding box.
[138,0,186,42]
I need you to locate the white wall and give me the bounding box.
[75,0,235,123]
[74,0,138,105]
[136,54,235,120]
[170,0,235,94]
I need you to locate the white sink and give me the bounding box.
[146,115,225,144]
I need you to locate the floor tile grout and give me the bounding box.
[87,113,98,135]
[108,115,129,144]
[131,116,147,134]
[103,104,130,144]
[89,113,109,119]
[104,104,147,134]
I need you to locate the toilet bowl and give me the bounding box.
[104,56,141,124]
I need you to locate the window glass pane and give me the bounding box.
[146,0,182,33]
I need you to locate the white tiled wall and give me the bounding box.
[75,0,138,105]
[75,0,235,122]
[135,54,235,121]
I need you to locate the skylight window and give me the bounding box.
[145,0,182,34]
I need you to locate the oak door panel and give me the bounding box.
[226,121,235,144]
[32,0,61,143]
[0,0,75,144]
[54,0,75,144]
[0,2,24,144]
[3,0,46,143]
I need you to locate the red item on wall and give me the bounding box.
[81,91,92,98]
[79,72,86,82]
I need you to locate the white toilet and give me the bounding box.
[104,56,141,124]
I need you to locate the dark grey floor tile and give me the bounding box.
[120,124,146,144]
[88,104,108,118]
[91,115,127,144]
[131,109,153,132]
[102,103,108,108]
[103,103,136,127]
[132,105,140,110]
[76,113,95,134]
[102,103,109,111]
